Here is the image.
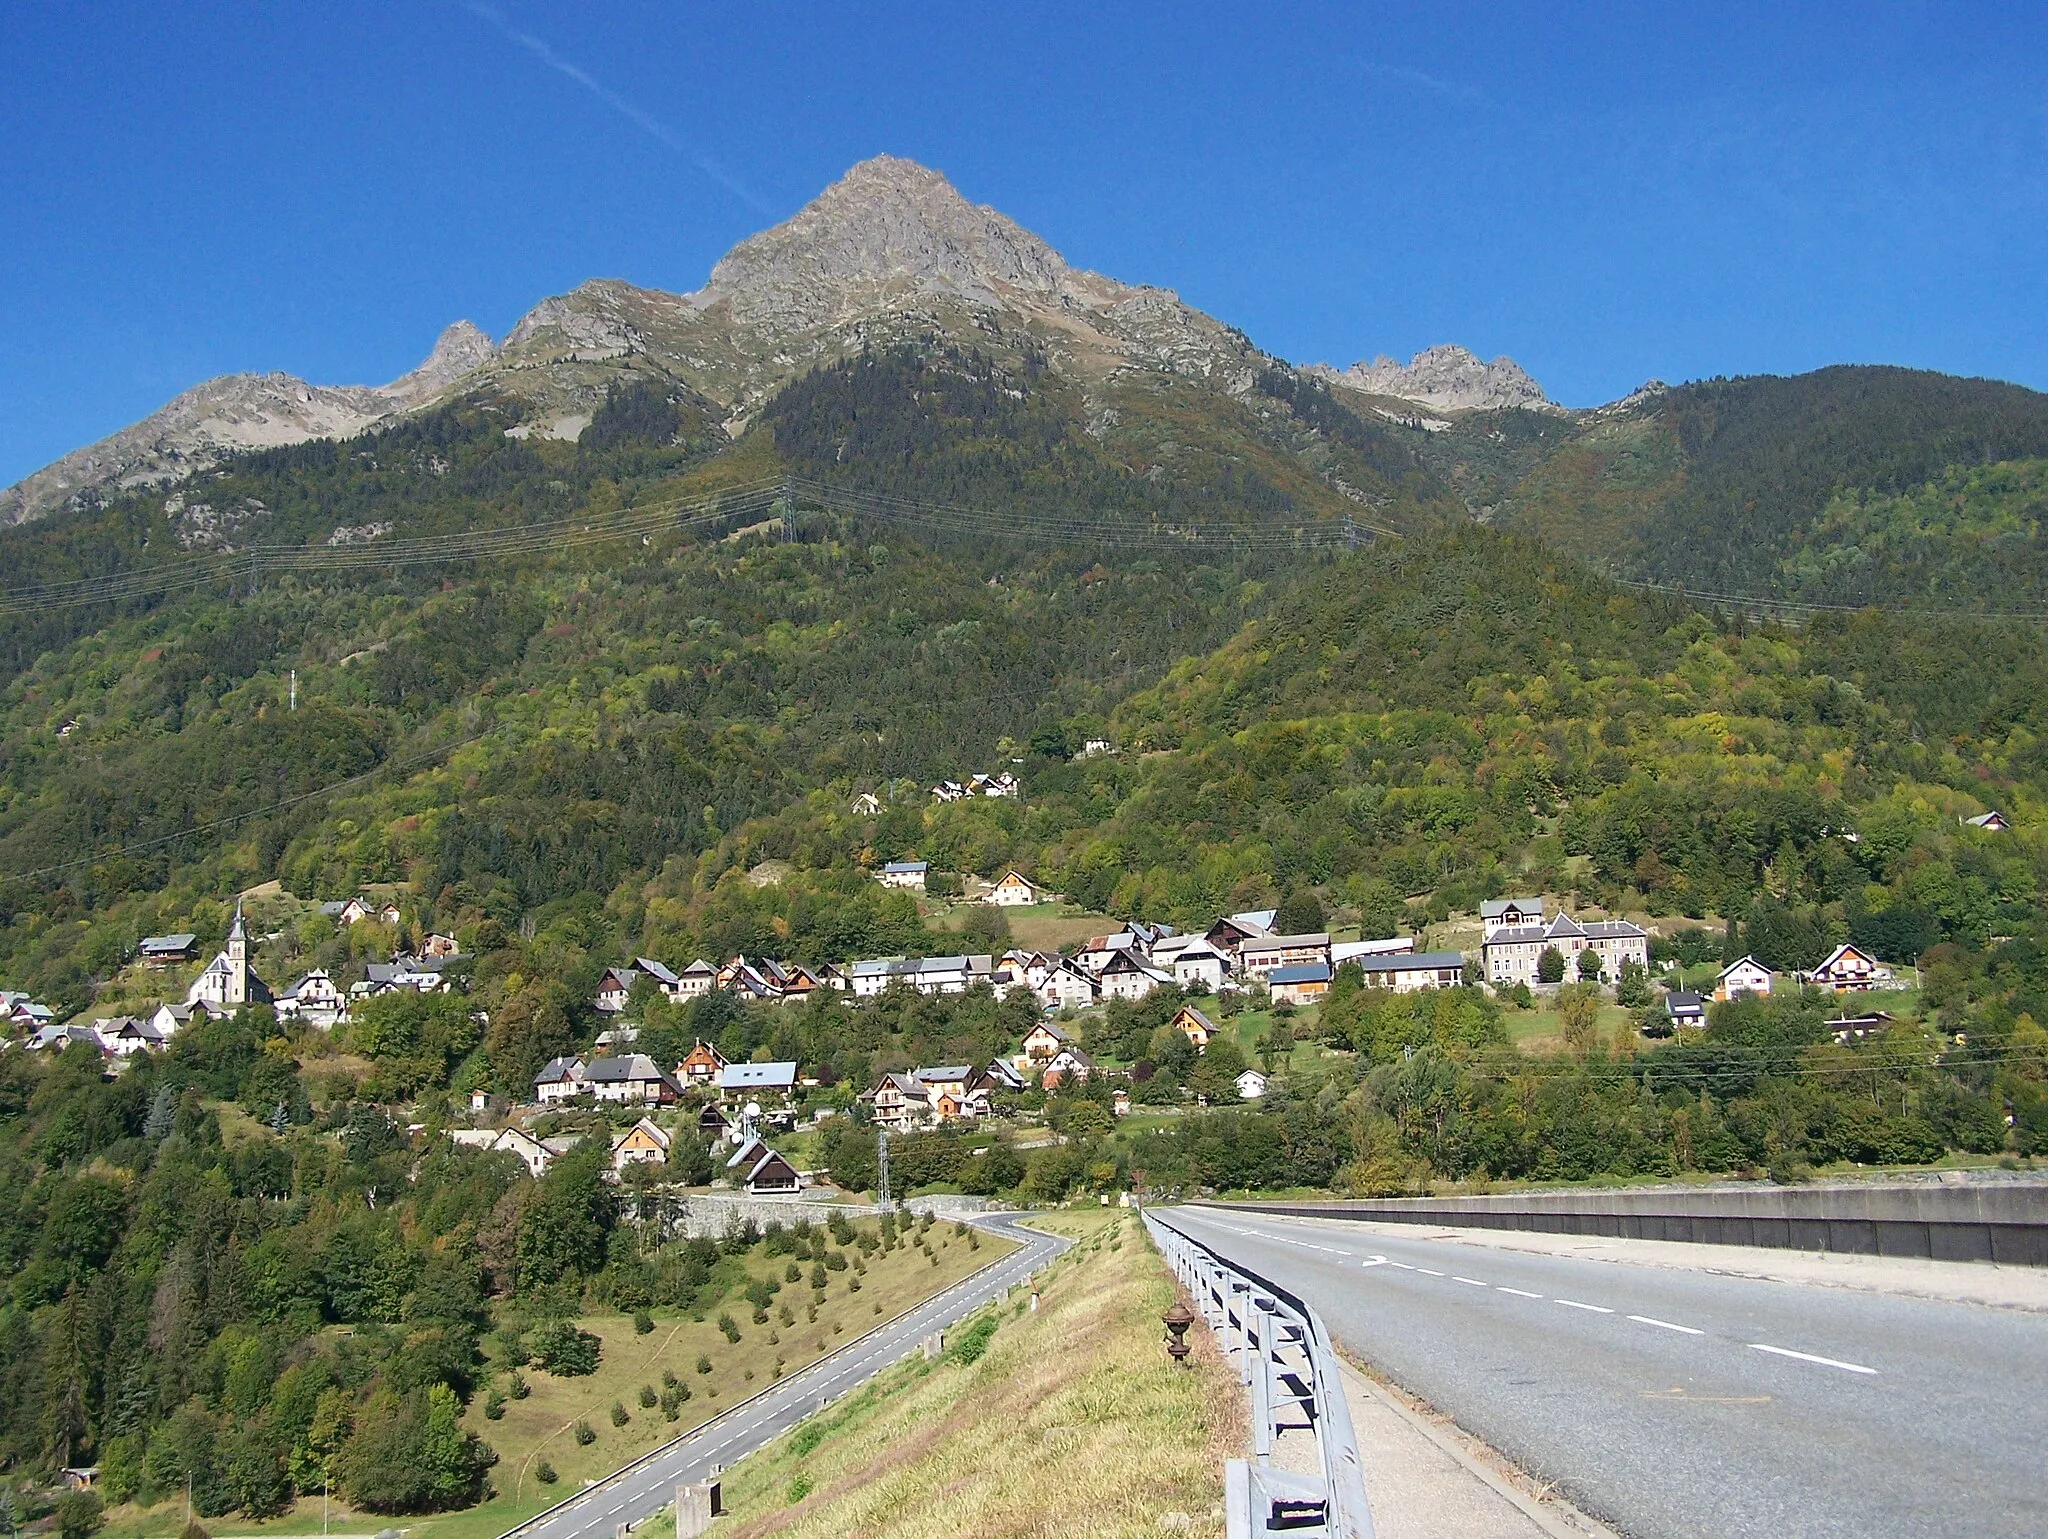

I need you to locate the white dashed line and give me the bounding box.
[1416,1268,1446,1277]
[1555,1299,1614,1313]
[1498,1288,1542,1299]
[1453,1277,1488,1287]
[1629,1314,1704,1336]
[1750,1343,1877,1375]
[1390,1261,1416,1270]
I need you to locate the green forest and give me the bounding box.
[1,345,2046,1519]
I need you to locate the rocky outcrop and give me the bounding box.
[1320,344,1559,414]
[1,323,500,527]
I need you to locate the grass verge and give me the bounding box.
[705,1209,1241,1539]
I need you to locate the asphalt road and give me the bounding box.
[501,1213,1067,1539]
[1159,1205,2048,1539]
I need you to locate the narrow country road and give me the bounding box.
[501,1213,1066,1539]
[1159,1205,2048,1539]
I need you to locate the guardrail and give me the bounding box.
[1145,1209,1373,1539]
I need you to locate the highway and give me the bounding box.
[499,1213,1066,1539]
[1160,1204,2048,1539]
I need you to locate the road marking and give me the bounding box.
[1453,1276,1488,1287]
[1416,1268,1446,1277]
[1497,1288,1542,1299]
[1629,1315,1704,1336]
[1750,1343,1877,1375]
[1359,1255,1390,1268]
[1390,1261,1416,1270]
[1555,1299,1613,1313]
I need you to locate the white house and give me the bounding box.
[675,959,718,997]
[985,870,1048,907]
[276,969,347,1028]
[1713,956,1775,1001]
[1483,913,1648,990]
[853,791,883,815]
[1034,957,1099,1012]
[582,1054,681,1104]
[1236,1068,1269,1101]
[1964,810,2010,832]
[448,1126,559,1179]
[1098,949,1173,1001]
[878,860,929,891]
[610,1117,672,1174]
[534,1055,587,1104]
[1355,951,1468,993]
[969,772,1021,799]
[1167,936,1232,993]
[1479,897,1546,937]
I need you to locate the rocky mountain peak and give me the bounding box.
[695,154,1078,331]
[1328,344,1557,413]
[383,320,497,405]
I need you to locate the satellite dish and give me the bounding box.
[744,1101,762,1119]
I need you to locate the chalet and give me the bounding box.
[676,959,718,997]
[597,959,685,1012]
[98,1016,166,1059]
[985,870,1048,907]
[879,860,929,891]
[29,1024,105,1056]
[1479,897,1546,936]
[1112,1088,1131,1117]
[717,1061,799,1103]
[1826,1009,1895,1043]
[726,1137,801,1194]
[594,1024,641,1052]
[1098,948,1173,1001]
[610,1116,672,1174]
[850,954,995,998]
[1172,1004,1216,1051]
[1239,932,1332,981]
[983,1058,1027,1094]
[1204,910,1278,957]
[137,932,199,966]
[1801,944,1895,994]
[1236,1068,1269,1101]
[327,897,375,926]
[717,957,784,1001]
[1020,1020,1073,1066]
[1964,810,2010,832]
[1713,956,1776,1001]
[915,1065,987,1120]
[678,1039,727,1087]
[420,932,461,959]
[1355,951,1468,993]
[863,1071,925,1132]
[1661,991,1707,1031]
[930,781,968,803]
[351,959,450,999]
[534,1055,587,1104]
[853,791,883,815]
[970,771,1021,799]
[583,1054,682,1104]
[1483,913,1648,990]
[1166,936,1231,992]
[1268,960,1333,1006]
[698,1102,736,1142]
[1040,1046,1094,1089]
[1331,937,1416,967]
[148,1000,216,1038]
[275,969,347,1028]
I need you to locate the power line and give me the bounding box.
[1608,576,2048,625]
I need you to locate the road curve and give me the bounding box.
[1158,1204,2048,1539]
[501,1213,1067,1539]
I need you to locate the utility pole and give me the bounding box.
[289,668,297,711]
[875,1127,890,1207]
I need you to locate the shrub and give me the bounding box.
[530,1318,602,1376]
[508,1372,529,1399]
[483,1392,505,1420]
[697,1353,714,1374]
[823,1250,847,1272]
[535,1461,558,1485]
[718,1313,741,1342]
[784,1261,802,1283]
[56,1492,104,1539]
[810,1262,828,1289]
[609,1402,629,1427]
[573,1420,596,1446]
[633,1310,655,1335]
[638,1384,658,1408]
[661,1369,679,1388]
[949,1314,1001,1365]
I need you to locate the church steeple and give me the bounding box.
[225,900,248,1005]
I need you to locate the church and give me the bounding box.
[186,902,274,1011]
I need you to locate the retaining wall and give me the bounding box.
[1208,1177,2048,1266]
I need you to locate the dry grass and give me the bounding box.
[713,1209,1240,1539]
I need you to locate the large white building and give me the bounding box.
[1483,912,1648,989]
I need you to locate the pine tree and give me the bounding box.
[144,1085,176,1143]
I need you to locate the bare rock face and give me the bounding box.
[1,323,500,526]
[1326,345,1558,414]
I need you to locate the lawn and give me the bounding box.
[108,1216,1015,1539]
[696,1209,1239,1538]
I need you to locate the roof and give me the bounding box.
[1479,898,1544,919]
[994,869,1042,888]
[635,957,682,986]
[1664,991,1706,1012]
[1267,962,1334,985]
[1358,951,1468,971]
[914,1065,973,1082]
[583,1053,672,1083]
[1718,955,1772,977]
[138,932,197,952]
[1026,1021,1072,1042]
[1487,913,1647,946]
[1245,932,1331,950]
[1229,909,1278,931]
[1174,1005,1217,1032]
[681,958,718,976]
[718,1061,799,1089]
[534,1055,583,1084]
[882,860,929,874]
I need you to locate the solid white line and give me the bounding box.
[1453,1277,1488,1287]
[1497,1288,1542,1299]
[1750,1343,1877,1375]
[1555,1299,1613,1313]
[1629,1314,1704,1336]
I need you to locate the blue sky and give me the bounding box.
[3,2,2044,487]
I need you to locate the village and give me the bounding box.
[3,846,1914,1206]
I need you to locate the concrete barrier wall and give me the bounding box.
[681,1191,998,1237]
[1209,1179,2048,1267]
